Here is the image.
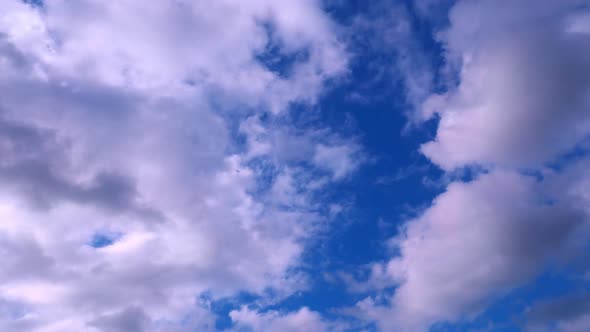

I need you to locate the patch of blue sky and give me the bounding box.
[90,231,123,249]
[22,0,43,8]
[218,1,590,331]
[255,23,311,80]
[215,0,451,330]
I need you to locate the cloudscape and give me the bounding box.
[1,1,589,331]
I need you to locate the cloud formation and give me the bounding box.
[2,0,589,331]
[363,171,587,330]
[0,0,354,331]
[421,0,590,169]
[359,0,590,331]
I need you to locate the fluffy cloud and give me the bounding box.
[420,0,590,169]
[358,1,590,330]
[0,0,351,331]
[362,171,586,331]
[8,0,346,107]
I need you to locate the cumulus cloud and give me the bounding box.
[358,1,590,330]
[362,171,586,331]
[5,0,588,331]
[420,0,590,169]
[0,0,352,331]
[362,158,590,331]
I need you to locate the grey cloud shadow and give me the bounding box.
[0,116,162,221]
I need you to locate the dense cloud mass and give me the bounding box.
[0,0,357,331]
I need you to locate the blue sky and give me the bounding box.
[0,0,590,331]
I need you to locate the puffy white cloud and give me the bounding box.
[360,170,588,331]
[356,1,590,330]
[0,0,351,331]
[420,0,590,169]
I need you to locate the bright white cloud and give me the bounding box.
[420,0,590,169]
[362,171,585,331]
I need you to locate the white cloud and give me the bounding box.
[419,0,590,169]
[360,171,586,331]
[230,306,328,332]
[0,0,350,331]
[357,2,590,329]
[313,144,363,180]
[38,0,345,111]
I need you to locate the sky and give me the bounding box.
[0,0,590,331]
